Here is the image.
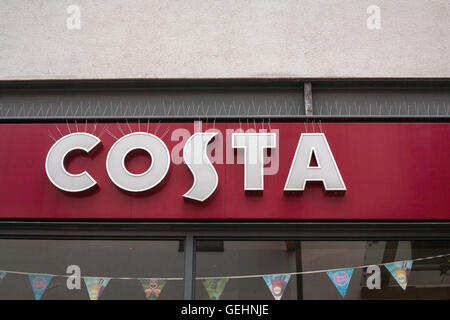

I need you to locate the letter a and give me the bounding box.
[284,133,346,191]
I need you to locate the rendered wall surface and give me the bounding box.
[0,0,449,80]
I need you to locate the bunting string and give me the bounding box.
[0,269,182,281]
[0,253,448,281]
[196,253,450,280]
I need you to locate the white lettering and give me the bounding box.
[284,133,346,191]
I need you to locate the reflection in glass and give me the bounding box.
[195,241,450,300]
[0,240,184,300]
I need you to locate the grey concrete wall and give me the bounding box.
[0,0,449,80]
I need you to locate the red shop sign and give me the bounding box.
[0,122,448,220]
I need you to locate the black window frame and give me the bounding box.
[0,221,449,299]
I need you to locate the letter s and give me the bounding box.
[183,132,218,202]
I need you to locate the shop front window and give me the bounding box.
[0,239,184,300]
[1,237,448,300]
[195,241,450,300]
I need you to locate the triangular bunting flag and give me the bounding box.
[0,271,6,281]
[84,277,110,300]
[28,274,52,300]
[202,278,229,300]
[385,260,413,290]
[263,274,291,300]
[326,268,353,298]
[140,279,167,300]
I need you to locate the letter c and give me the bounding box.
[45,132,101,192]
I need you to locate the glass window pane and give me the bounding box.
[0,239,184,300]
[195,240,450,300]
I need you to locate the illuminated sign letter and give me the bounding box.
[106,132,170,192]
[232,133,277,190]
[183,132,218,202]
[284,133,346,191]
[45,132,101,192]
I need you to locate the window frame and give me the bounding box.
[0,221,449,299]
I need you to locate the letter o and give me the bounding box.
[106,132,170,192]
